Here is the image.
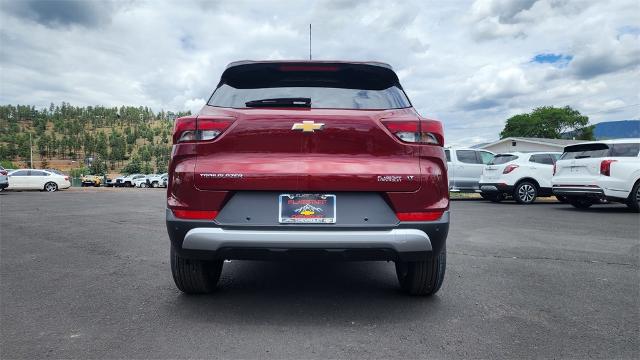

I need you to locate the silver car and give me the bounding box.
[445,147,495,193]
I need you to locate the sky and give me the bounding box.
[0,0,639,146]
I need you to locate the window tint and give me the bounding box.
[561,143,609,159]
[11,170,29,176]
[478,151,494,164]
[529,154,554,165]
[489,155,518,165]
[208,63,411,110]
[456,150,479,164]
[609,143,640,157]
[444,149,451,162]
[30,171,47,176]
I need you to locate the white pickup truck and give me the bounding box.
[552,139,640,212]
[445,147,495,194]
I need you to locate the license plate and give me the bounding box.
[279,194,336,224]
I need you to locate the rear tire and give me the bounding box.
[568,197,593,209]
[514,181,537,204]
[152,181,158,188]
[396,248,446,296]
[170,246,223,294]
[626,181,640,213]
[44,182,58,192]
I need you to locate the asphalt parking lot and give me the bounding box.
[1,189,638,359]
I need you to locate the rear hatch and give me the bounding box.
[192,62,422,192]
[555,143,609,181]
[482,154,519,181]
[193,108,421,192]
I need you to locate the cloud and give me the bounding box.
[1,0,120,28]
[0,0,638,147]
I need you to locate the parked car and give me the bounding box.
[81,174,102,187]
[445,147,495,194]
[166,60,449,295]
[552,139,640,212]
[478,152,561,204]
[133,174,155,188]
[0,166,8,191]
[146,173,167,188]
[7,169,71,192]
[114,173,145,187]
[104,177,114,187]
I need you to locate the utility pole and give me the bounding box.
[29,132,33,168]
[309,24,312,60]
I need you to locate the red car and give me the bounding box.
[166,61,449,295]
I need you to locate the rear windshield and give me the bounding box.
[489,155,518,165]
[561,143,640,159]
[208,63,411,110]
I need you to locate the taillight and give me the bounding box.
[172,209,219,220]
[381,119,444,146]
[64,176,69,181]
[396,211,444,221]
[600,159,617,176]
[503,164,519,174]
[0,170,6,176]
[172,116,234,144]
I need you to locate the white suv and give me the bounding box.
[478,152,561,204]
[552,139,640,212]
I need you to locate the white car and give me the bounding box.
[133,174,156,188]
[114,173,145,187]
[552,139,640,212]
[145,173,167,188]
[7,169,71,192]
[478,152,561,204]
[445,147,495,194]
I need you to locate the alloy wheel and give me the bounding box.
[518,184,535,203]
[45,182,57,192]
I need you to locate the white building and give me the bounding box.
[480,137,583,153]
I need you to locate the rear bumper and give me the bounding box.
[166,209,449,262]
[479,183,513,193]
[552,185,604,197]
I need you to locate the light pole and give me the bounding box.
[29,132,33,168]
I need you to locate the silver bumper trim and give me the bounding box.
[182,228,432,253]
[552,186,604,195]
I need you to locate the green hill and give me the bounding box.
[0,103,190,175]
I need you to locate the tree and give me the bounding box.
[500,106,593,140]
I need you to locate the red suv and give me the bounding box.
[166,61,449,295]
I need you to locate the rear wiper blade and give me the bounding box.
[575,155,591,159]
[245,97,311,108]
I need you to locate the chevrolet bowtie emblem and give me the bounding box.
[292,121,325,132]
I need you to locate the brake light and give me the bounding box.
[172,209,219,220]
[0,170,6,176]
[172,116,234,144]
[396,211,443,221]
[279,65,339,72]
[600,159,617,176]
[64,176,69,181]
[381,119,444,146]
[503,164,519,174]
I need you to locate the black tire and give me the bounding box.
[44,182,58,192]
[514,181,537,204]
[568,197,593,209]
[125,182,132,187]
[170,246,223,294]
[396,248,446,296]
[151,181,158,188]
[626,181,640,213]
